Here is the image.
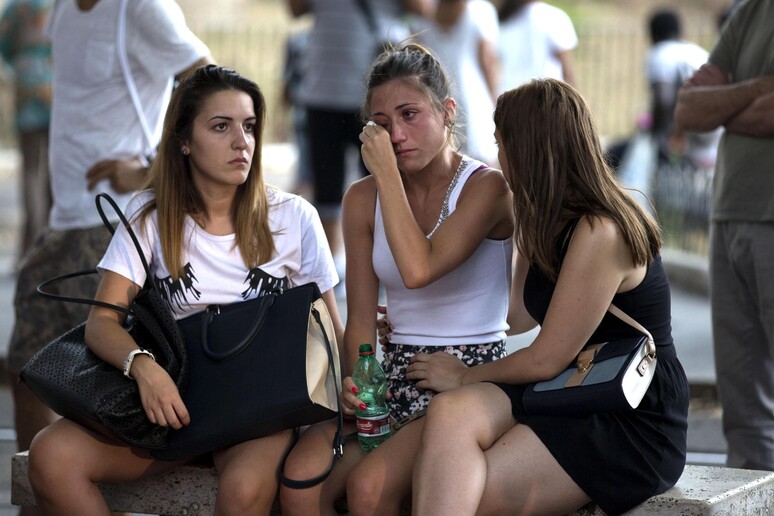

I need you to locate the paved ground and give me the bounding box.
[0,145,727,514]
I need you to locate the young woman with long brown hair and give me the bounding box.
[410,79,689,515]
[280,43,514,516]
[27,65,344,515]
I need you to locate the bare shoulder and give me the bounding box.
[577,215,621,237]
[570,216,629,260]
[571,215,642,284]
[460,166,512,201]
[342,176,377,221]
[343,175,377,204]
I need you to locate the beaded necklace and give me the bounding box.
[428,157,467,237]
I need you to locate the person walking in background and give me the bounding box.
[674,0,774,472]
[417,0,500,166]
[280,43,513,515]
[282,27,314,201]
[285,0,430,267]
[647,9,719,168]
[27,65,344,515]
[6,0,213,487]
[496,0,577,93]
[0,0,53,260]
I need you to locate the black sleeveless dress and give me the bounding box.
[494,221,689,515]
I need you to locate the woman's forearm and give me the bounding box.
[374,172,435,289]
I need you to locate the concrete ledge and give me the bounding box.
[12,451,224,515]
[12,452,774,515]
[661,247,709,297]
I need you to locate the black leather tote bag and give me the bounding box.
[152,282,342,461]
[20,193,187,449]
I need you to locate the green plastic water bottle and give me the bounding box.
[352,343,391,452]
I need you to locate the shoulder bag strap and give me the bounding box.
[608,304,656,358]
[36,193,155,314]
[116,0,154,163]
[279,306,347,489]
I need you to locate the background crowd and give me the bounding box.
[0,0,770,514]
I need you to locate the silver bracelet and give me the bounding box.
[123,349,156,379]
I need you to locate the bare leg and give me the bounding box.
[412,384,514,516]
[28,419,186,515]
[280,420,362,516]
[10,372,59,453]
[476,424,590,515]
[412,383,590,516]
[12,371,85,516]
[212,429,295,515]
[346,418,424,516]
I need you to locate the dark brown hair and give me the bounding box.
[494,79,661,280]
[139,65,273,279]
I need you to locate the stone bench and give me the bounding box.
[12,451,774,515]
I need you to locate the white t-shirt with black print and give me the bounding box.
[98,188,338,319]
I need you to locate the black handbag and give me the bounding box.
[20,193,187,449]
[152,281,344,462]
[522,304,657,417]
[22,194,346,483]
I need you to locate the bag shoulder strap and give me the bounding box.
[117,0,154,162]
[279,306,346,489]
[607,304,656,357]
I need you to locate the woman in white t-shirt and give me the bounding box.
[280,43,514,515]
[28,65,344,514]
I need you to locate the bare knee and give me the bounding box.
[346,460,391,516]
[28,426,83,500]
[280,484,318,516]
[424,390,471,434]
[217,472,277,515]
[280,473,328,516]
[279,424,348,515]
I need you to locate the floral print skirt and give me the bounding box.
[382,341,507,422]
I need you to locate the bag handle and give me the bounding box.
[37,193,155,314]
[279,306,346,489]
[608,303,656,358]
[199,295,277,361]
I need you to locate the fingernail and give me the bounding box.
[351,386,359,394]
[360,403,367,410]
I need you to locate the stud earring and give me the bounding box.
[181,148,189,155]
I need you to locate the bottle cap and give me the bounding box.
[358,343,374,356]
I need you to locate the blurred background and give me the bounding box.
[0,0,732,257]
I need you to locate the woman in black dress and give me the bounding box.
[408,79,689,515]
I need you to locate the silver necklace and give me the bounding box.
[428,157,467,237]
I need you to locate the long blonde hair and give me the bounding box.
[138,65,274,279]
[494,79,661,280]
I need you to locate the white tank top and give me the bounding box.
[372,157,513,346]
